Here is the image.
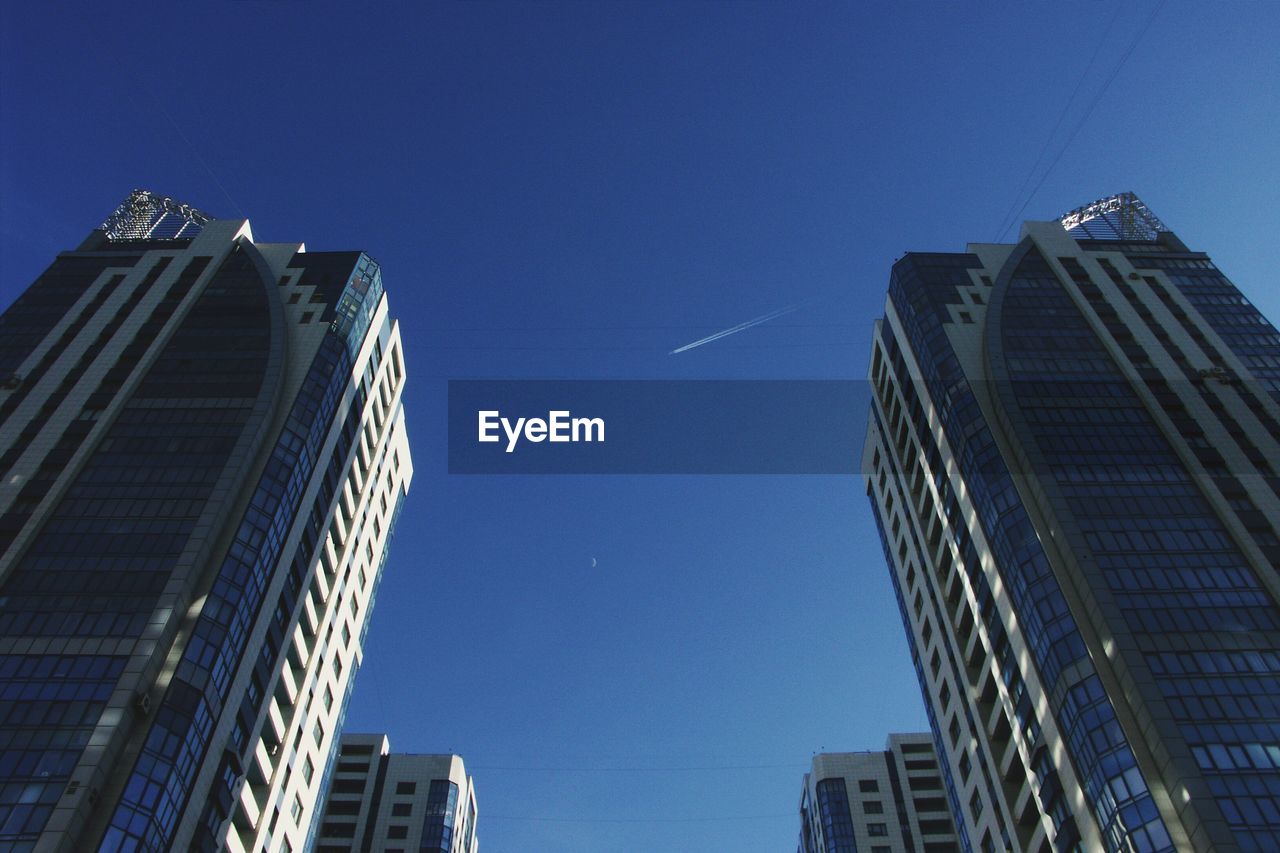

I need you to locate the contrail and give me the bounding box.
[669,304,801,355]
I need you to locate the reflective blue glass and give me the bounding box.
[883,251,1173,852]
[100,256,385,852]
[1000,247,1275,851]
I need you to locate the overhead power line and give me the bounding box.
[482,813,795,824]
[412,343,857,352]
[413,323,859,332]
[993,0,1167,242]
[147,92,246,221]
[991,2,1123,242]
[469,762,806,772]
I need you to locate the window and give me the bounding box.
[868,822,888,836]
[915,797,946,812]
[863,800,884,814]
[815,779,854,849]
[395,781,416,795]
[328,800,360,815]
[858,779,879,793]
[970,789,985,820]
[302,756,315,785]
[322,821,356,838]
[387,825,408,839]
[392,803,412,817]
[291,794,303,823]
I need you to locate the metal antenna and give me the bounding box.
[100,189,212,241]
[1058,192,1167,241]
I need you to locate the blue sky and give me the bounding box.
[2,3,1279,851]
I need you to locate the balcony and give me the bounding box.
[249,739,274,787]
[234,781,261,831]
[266,698,287,747]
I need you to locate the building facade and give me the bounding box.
[799,734,960,853]
[315,734,477,853]
[862,194,1280,853]
[0,191,413,852]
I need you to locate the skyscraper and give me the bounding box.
[798,734,959,853]
[315,734,477,853]
[0,191,413,852]
[862,194,1280,853]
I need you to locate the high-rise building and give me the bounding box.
[315,734,478,853]
[798,734,960,853]
[862,194,1280,853]
[0,191,413,852]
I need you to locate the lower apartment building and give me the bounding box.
[799,733,960,853]
[316,733,478,853]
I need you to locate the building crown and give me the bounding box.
[1058,191,1167,241]
[100,189,211,241]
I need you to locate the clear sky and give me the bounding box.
[2,3,1279,851]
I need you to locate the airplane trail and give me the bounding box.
[668,304,801,355]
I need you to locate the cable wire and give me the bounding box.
[994,1,1166,241]
[991,3,1123,242]
[481,813,794,824]
[469,763,806,772]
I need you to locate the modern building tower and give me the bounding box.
[798,734,960,853]
[0,191,413,852]
[315,734,478,853]
[862,194,1280,853]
